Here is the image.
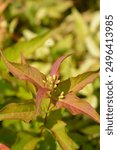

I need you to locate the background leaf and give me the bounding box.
[0,32,51,70]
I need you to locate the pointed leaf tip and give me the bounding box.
[54,70,99,96]
[56,92,100,123]
[50,54,72,79]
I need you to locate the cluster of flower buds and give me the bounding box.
[42,74,65,100]
[43,74,60,90]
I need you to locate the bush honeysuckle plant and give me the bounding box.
[0,50,99,150]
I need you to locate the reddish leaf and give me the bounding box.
[21,53,26,65]
[0,50,46,89]
[56,92,100,123]
[50,54,71,79]
[0,0,11,14]
[0,144,10,150]
[36,87,48,109]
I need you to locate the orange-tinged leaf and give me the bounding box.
[36,87,48,109]
[0,143,10,150]
[0,101,36,123]
[0,50,46,89]
[56,92,100,123]
[0,0,11,14]
[69,70,99,92]
[21,53,26,65]
[53,70,99,97]
[50,54,71,79]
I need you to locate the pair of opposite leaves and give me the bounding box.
[0,51,100,123]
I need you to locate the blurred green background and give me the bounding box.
[0,0,100,149]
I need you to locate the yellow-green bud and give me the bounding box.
[58,95,64,99]
[52,74,56,80]
[61,91,64,96]
[54,84,57,88]
[56,80,60,84]
[49,84,53,88]
[42,80,46,83]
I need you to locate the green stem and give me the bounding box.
[40,99,51,135]
[44,99,51,126]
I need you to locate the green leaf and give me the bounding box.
[0,127,17,147]
[3,32,51,61]
[46,110,62,129]
[72,8,88,51]
[38,130,56,150]
[51,120,79,150]
[72,8,88,40]
[68,70,99,92]
[53,70,99,97]
[0,101,36,123]
[81,125,100,136]
[85,35,100,57]
[0,50,46,89]
[56,92,100,123]
[0,32,51,70]
[11,132,40,150]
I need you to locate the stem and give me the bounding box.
[39,99,51,135]
[44,99,51,126]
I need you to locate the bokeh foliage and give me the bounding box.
[0,0,100,149]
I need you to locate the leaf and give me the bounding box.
[11,132,40,150]
[72,8,88,51]
[46,110,62,129]
[0,50,46,89]
[20,53,27,65]
[0,0,11,14]
[0,101,36,123]
[56,93,100,123]
[39,130,56,150]
[51,120,79,150]
[68,70,99,92]
[81,125,100,136]
[0,31,51,70]
[73,8,88,39]
[50,54,71,79]
[0,128,17,147]
[85,35,99,57]
[36,87,48,109]
[53,70,99,97]
[0,143,10,150]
